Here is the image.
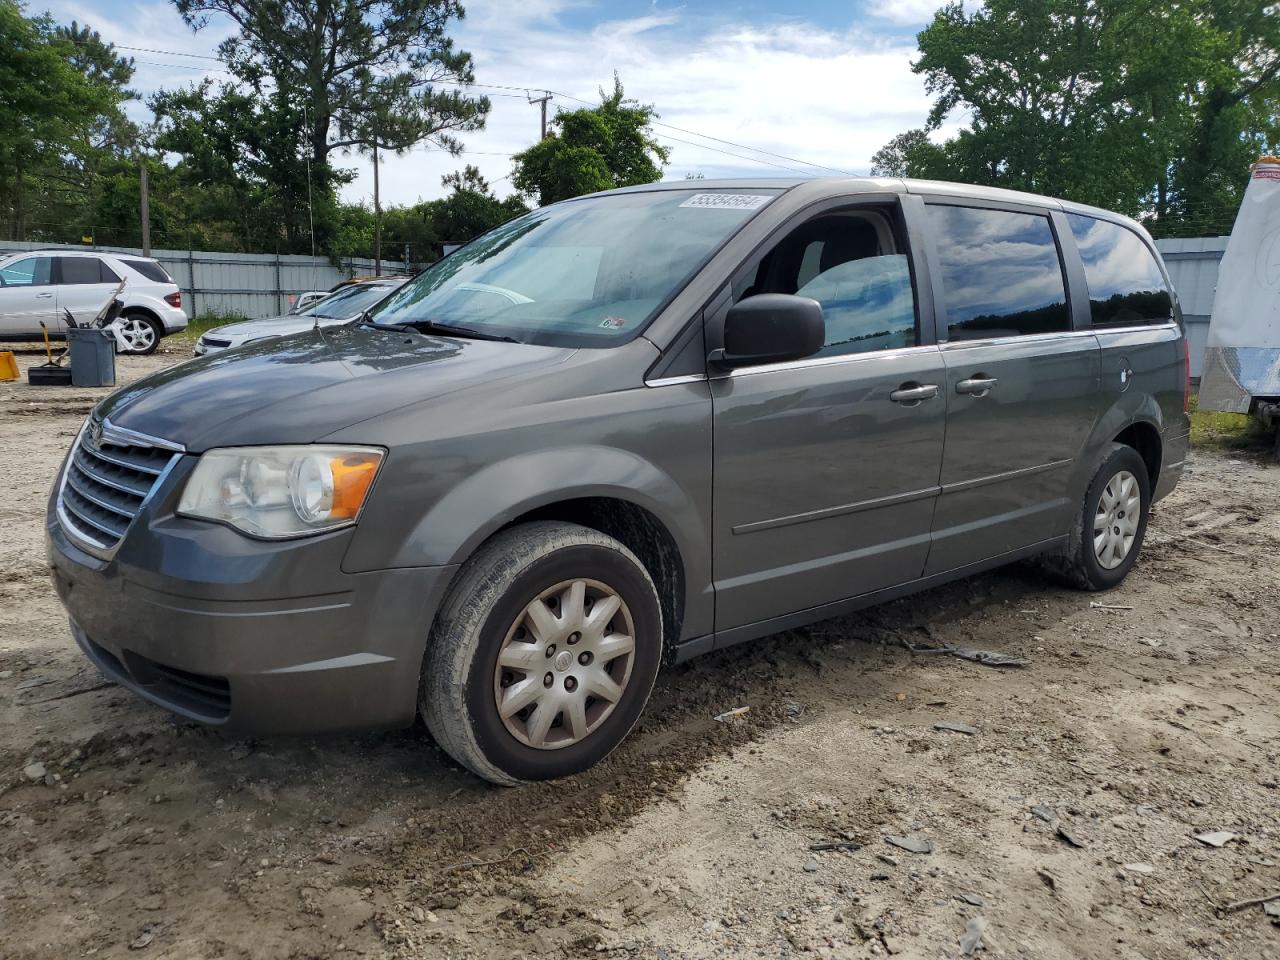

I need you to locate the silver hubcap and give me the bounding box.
[1093,469,1141,569]
[117,316,155,352]
[493,578,636,750]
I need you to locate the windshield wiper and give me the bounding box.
[412,320,521,343]
[357,311,409,332]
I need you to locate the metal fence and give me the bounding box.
[0,239,408,319]
[1154,236,1227,380]
[1,236,1230,372]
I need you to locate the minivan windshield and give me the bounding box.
[366,188,781,346]
[300,281,402,319]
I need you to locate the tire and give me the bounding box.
[421,521,663,785]
[1048,442,1152,591]
[116,312,161,355]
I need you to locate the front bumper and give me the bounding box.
[47,501,457,735]
[192,335,230,356]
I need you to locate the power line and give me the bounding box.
[113,44,224,61]
[131,59,229,72]
[66,37,848,176]
[650,119,852,175]
[650,133,815,175]
[437,82,851,175]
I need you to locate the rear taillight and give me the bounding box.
[165,292,182,309]
[1183,338,1191,412]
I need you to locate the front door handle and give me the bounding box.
[36,292,53,299]
[889,383,939,404]
[956,376,998,396]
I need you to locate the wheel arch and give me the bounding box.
[495,496,688,657]
[1068,389,1166,505]
[1112,419,1162,490]
[368,444,711,651]
[121,304,162,325]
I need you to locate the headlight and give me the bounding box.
[177,445,384,538]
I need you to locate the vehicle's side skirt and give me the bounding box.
[673,535,1068,663]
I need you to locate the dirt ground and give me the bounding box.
[1,342,1278,960]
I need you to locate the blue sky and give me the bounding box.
[31,0,958,206]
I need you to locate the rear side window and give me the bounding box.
[1066,214,1173,327]
[121,258,172,283]
[57,257,117,284]
[928,205,1070,340]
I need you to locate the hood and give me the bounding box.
[100,325,574,450]
[205,313,350,342]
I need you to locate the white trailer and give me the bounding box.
[1199,157,1280,439]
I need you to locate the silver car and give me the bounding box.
[0,250,188,354]
[193,278,407,355]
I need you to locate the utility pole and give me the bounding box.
[372,138,381,276]
[528,91,552,140]
[139,161,151,257]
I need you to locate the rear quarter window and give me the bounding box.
[1066,214,1173,327]
[121,259,172,284]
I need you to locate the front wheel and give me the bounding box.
[421,521,663,785]
[1050,443,1152,591]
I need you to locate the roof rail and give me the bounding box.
[20,248,156,259]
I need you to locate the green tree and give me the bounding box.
[428,164,527,241]
[869,129,942,178]
[911,0,1203,211]
[150,80,317,249]
[511,76,669,205]
[1171,0,1280,233]
[0,1,136,240]
[333,165,527,264]
[44,23,140,237]
[169,0,489,201]
[883,0,1280,234]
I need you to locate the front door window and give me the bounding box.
[731,209,918,356]
[0,257,53,287]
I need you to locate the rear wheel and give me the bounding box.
[421,521,663,785]
[116,312,161,355]
[1048,443,1151,590]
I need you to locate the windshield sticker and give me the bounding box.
[599,316,627,330]
[679,193,772,210]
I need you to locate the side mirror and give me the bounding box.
[711,293,824,368]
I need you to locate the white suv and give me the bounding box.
[0,250,188,354]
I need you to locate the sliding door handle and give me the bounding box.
[956,376,998,396]
[889,383,939,404]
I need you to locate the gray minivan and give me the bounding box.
[47,178,1190,785]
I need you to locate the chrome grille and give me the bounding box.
[57,417,182,554]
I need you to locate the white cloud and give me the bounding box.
[862,0,980,27]
[359,1,937,207]
[37,0,942,209]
